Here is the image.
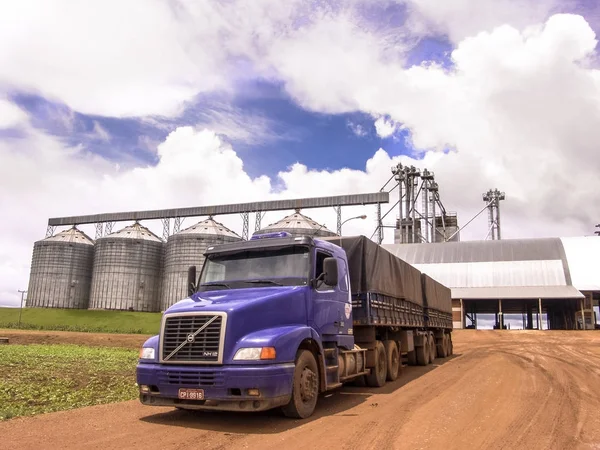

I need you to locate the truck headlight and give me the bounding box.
[233,347,276,360]
[139,347,155,360]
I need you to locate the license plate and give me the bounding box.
[178,388,204,400]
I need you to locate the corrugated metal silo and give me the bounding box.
[253,209,337,238]
[161,217,242,310]
[26,227,95,309]
[89,222,163,312]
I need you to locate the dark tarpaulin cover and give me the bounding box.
[321,235,424,307]
[421,273,452,313]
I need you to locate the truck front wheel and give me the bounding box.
[282,350,320,419]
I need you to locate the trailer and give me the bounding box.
[136,233,453,419]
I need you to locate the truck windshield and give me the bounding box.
[198,245,310,291]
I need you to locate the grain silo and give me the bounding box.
[89,222,163,312]
[161,217,242,310]
[26,226,95,309]
[253,209,337,238]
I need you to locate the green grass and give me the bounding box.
[0,344,139,420]
[0,308,161,334]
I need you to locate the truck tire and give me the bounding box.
[442,334,450,357]
[416,338,430,366]
[448,335,454,356]
[365,341,387,387]
[282,350,320,419]
[437,335,447,358]
[428,333,436,363]
[383,340,399,381]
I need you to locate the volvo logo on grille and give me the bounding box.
[186,334,195,343]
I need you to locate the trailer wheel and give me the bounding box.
[416,338,430,366]
[383,340,399,381]
[282,350,319,419]
[428,333,436,363]
[365,341,387,387]
[448,335,454,356]
[442,334,450,357]
[437,335,447,358]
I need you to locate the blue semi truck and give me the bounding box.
[136,233,453,419]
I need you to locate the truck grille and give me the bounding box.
[157,370,225,387]
[160,314,225,363]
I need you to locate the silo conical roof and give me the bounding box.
[256,210,337,237]
[43,226,94,245]
[176,217,241,239]
[103,222,162,242]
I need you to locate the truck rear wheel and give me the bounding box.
[416,338,430,366]
[448,335,454,356]
[437,335,447,358]
[428,333,436,363]
[384,340,399,381]
[365,341,387,387]
[282,350,319,419]
[442,334,450,357]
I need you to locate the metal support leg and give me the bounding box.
[335,206,342,236]
[581,298,586,330]
[255,212,263,232]
[162,218,170,241]
[95,222,104,240]
[377,203,383,244]
[538,298,543,330]
[45,225,56,238]
[460,298,464,329]
[173,217,182,234]
[241,212,249,240]
[499,299,503,329]
[105,222,115,235]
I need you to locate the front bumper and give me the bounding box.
[136,362,295,412]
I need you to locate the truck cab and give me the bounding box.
[136,232,368,418]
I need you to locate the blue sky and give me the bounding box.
[9,33,454,181]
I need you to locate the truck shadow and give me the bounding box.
[138,354,460,434]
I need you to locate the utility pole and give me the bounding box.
[18,290,27,328]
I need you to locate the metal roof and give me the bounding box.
[41,226,94,245]
[176,217,241,239]
[47,192,389,226]
[451,286,584,300]
[101,222,162,242]
[405,260,568,288]
[258,210,337,236]
[381,238,587,300]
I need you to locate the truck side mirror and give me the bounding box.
[323,257,338,286]
[187,265,197,297]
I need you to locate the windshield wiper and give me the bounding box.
[244,279,283,286]
[200,282,231,288]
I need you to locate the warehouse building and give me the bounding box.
[383,236,600,330]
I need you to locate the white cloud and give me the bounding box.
[403,0,569,43]
[0,99,28,128]
[348,121,368,137]
[0,0,222,117]
[374,116,398,138]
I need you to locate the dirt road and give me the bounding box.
[2,330,600,450]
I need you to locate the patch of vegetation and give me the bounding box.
[0,344,139,421]
[0,308,161,334]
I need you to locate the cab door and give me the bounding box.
[311,249,352,337]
